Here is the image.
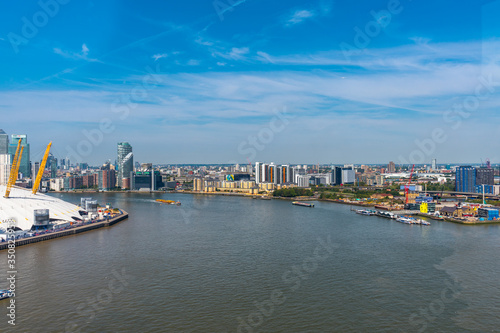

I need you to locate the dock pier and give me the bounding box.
[0,210,128,251]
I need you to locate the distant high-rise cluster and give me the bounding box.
[455,166,495,193]
[254,162,355,187]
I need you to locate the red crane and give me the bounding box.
[405,164,415,205]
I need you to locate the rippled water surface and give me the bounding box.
[1,192,499,332]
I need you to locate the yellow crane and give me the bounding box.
[4,139,23,198]
[32,142,52,195]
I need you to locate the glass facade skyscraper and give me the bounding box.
[8,134,30,178]
[0,129,8,154]
[117,142,133,188]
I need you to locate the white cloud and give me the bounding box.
[214,47,250,61]
[53,43,98,62]
[287,10,315,25]
[152,53,168,61]
[81,43,89,56]
[187,59,200,66]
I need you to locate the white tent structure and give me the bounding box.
[0,185,84,231]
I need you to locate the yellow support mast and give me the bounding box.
[32,142,52,195]
[4,139,23,198]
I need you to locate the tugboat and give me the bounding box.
[156,199,181,206]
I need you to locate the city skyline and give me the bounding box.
[2,126,500,167]
[1,1,500,164]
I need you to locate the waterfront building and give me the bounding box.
[0,129,8,154]
[269,163,277,184]
[194,177,204,191]
[50,178,64,191]
[296,175,312,188]
[0,185,83,231]
[98,169,116,191]
[117,142,133,188]
[455,166,476,192]
[132,171,163,191]
[8,134,30,178]
[280,165,293,184]
[0,154,11,185]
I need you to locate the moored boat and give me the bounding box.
[292,201,314,207]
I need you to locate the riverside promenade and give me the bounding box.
[0,210,128,251]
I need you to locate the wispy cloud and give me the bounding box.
[214,47,250,61]
[152,53,168,61]
[287,9,316,26]
[187,59,200,66]
[53,43,98,62]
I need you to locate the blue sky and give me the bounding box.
[1,0,499,165]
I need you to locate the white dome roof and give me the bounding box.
[0,186,83,231]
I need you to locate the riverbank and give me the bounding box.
[0,210,128,251]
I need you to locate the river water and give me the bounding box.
[1,192,499,332]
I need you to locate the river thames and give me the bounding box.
[1,192,499,332]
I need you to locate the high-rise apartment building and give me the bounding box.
[476,167,494,186]
[117,142,133,188]
[455,166,476,192]
[387,161,396,173]
[0,154,11,185]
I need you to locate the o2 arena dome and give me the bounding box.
[0,185,86,231]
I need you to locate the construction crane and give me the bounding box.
[405,164,415,205]
[4,139,24,198]
[32,142,52,195]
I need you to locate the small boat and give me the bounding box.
[0,290,12,301]
[396,216,412,224]
[292,201,314,208]
[156,199,181,206]
[356,209,373,216]
[420,220,431,226]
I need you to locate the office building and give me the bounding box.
[455,166,476,192]
[132,171,163,191]
[8,134,30,178]
[342,167,355,184]
[117,142,133,188]
[431,159,437,171]
[331,166,343,185]
[0,129,8,154]
[296,175,312,187]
